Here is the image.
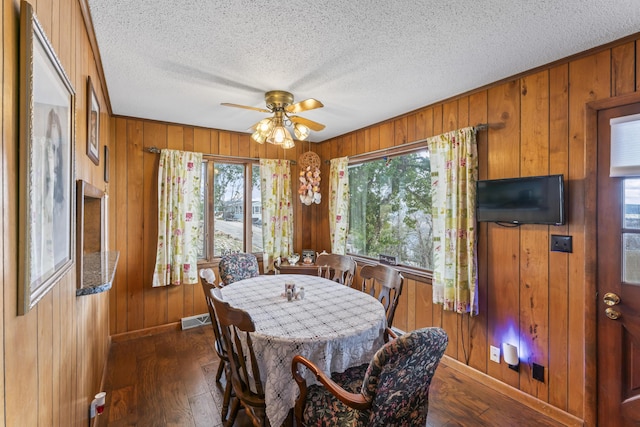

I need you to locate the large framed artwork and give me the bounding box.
[86,76,99,165]
[18,1,75,315]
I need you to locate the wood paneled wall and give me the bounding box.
[109,120,322,334]
[2,0,112,425]
[314,35,640,424]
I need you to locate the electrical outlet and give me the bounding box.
[551,235,573,253]
[490,345,500,363]
[533,363,545,382]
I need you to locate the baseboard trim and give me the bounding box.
[441,356,584,427]
[110,322,181,343]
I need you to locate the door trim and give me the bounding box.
[585,91,640,427]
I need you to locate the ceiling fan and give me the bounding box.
[221,90,325,149]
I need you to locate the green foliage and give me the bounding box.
[213,163,244,208]
[348,150,433,269]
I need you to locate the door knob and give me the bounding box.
[605,307,621,320]
[603,292,621,306]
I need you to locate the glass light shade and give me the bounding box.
[294,123,310,140]
[282,133,295,149]
[267,125,288,145]
[257,118,273,133]
[251,130,267,144]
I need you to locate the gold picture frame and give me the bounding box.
[87,76,100,165]
[18,1,76,314]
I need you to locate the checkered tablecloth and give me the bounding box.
[220,274,386,427]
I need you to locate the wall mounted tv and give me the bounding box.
[476,174,565,225]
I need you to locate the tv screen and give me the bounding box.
[476,174,565,225]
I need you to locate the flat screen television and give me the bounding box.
[476,174,565,225]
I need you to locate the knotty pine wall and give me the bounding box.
[108,120,323,335]
[314,35,640,424]
[2,1,113,426]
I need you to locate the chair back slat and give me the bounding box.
[316,253,356,286]
[360,264,403,327]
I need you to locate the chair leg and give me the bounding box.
[221,378,232,422]
[225,397,241,427]
[216,361,225,383]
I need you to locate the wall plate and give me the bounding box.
[490,345,500,363]
[551,235,572,253]
[533,363,545,382]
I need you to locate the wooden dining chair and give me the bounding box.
[211,288,267,427]
[199,269,233,423]
[218,252,259,286]
[291,327,448,426]
[359,264,404,329]
[316,253,356,287]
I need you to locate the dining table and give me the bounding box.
[219,273,387,427]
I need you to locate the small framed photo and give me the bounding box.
[86,76,100,165]
[18,1,75,314]
[302,249,315,264]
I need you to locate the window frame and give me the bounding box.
[346,142,433,282]
[198,157,262,267]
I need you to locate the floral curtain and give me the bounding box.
[329,157,350,254]
[260,159,293,272]
[152,149,202,287]
[428,127,478,314]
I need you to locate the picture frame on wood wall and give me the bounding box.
[18,1,76,315]
[87,76,100,165]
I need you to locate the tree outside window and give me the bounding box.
[348,149,432,270]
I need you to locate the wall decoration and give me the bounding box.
[87,76,100,165]
[18,1,75,315]
[298,151,322,205]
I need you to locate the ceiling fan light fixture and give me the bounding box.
[293,123,310,140]
[222,90,325,149]
[282,133,295,149]
[251,129,267,144]
[257,117,273,133]
[268,125,286,144]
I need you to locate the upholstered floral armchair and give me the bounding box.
[218,252,259,286]
[291,327,448,426]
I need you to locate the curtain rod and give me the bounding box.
[144,146,297,165]
[324,122,501,164]
[145,122,501,164]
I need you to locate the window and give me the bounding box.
[623,178,640,284]
[347,148,432,270]
[198,160,262,262]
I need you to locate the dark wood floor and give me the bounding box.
[99,326,567,427]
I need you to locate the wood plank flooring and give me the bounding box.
[99,327,568,427]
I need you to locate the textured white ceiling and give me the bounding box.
[87,0,640,142]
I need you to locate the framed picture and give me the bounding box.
[18,1,75,315]
[87,76,100,165]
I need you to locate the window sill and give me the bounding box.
[348,255,433,284]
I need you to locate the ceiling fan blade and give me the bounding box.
[285,98,324,114]
[221,102,271,113]
[289,115,326,131]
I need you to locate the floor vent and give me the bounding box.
[181,313,211,330]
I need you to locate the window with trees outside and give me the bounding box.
[197,160,262,262]
[347,147,432,271]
